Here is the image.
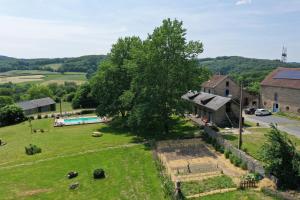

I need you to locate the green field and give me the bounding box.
[0,70,87,85]
[0,119,165,199]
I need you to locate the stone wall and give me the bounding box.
[204,126,266,176]
[261,85,300,113]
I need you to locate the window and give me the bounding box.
[226,81,229,87]
[286,106,289,111]
[225,89,229,96]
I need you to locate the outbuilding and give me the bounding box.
[17,97,56,115]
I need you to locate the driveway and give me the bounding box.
[244,114,300,138]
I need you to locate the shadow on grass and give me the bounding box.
[222,134,238,141]
[97,116,203,149]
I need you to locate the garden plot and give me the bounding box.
[156,138,246,182]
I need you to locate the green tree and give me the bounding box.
[0,104,25,126]
[0,96,13,108]
[260,124,300,189]
[91,36,142,117]
[26,85,53,100]
[72,83,96,109]
[128,19,203,133]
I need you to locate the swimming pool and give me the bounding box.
[55,116,103,126]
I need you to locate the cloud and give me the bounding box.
[236,0,252,5]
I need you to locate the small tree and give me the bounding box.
[260,124,300,189]
[0,104,25,126]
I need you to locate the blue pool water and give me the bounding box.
[63,117,101,125]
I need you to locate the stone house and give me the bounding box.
[182,91,240,127]
[261,67,300,113]
[201,75,259,108]
[17,97,56,115]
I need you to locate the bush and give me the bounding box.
[29,116,34,120]
[229,154,235,164]
[37,114,42,119]
[25,144,42,155]
[44,115,48,119]
[51,114,55,118]
[233,157,242,167]
[40,129,44,133]
[241,162,248,170]
[224,149,231,159]
[93,168,105,179]
[33,129,37,133]
[80,109,95,115]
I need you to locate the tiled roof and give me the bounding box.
[17,97,55,110]
[201,75,228,88]
[261,67,300,90]
[182,91,231,111]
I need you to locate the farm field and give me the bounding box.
[0,70,86,84]
[0,119,165,199]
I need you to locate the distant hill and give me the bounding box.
[199,56,300,86]
[0,55,107,78]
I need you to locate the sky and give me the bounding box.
[0,0,299,61]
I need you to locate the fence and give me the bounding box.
[239,180,256,189]
[204,126,266,176]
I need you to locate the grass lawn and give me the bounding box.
[0,119,136,167]
[275,112,300,122]
[0,145,165,200]
[222,127,300,160]
[0,119,166,199]
[181,175,236,196]
[195,190,279,200]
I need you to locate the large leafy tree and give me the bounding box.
[260,124,300,189]
[72,83,97,109]
[26,85,53,100]
[128,19,203,133]
[92,36,142,117]
[0,96,13,108]
[0,104,25,126]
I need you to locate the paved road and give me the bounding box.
[244,114,300,138]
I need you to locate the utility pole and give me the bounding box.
[28,118,33,134]
[60,98,62,117]
[238,81,243,149]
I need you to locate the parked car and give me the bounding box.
[255,109,272,116]
[244,107,256,115]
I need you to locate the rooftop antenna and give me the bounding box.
[281,46,287,63]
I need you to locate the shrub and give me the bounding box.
[93,168,105,179]
[80,109,95,115]
[224,149,231,159]
[229,154,235,164]
[33,129,37,133]
[37,114,42,119]
[25,144,42,155]
[233,157,242,167]
[29,116,34,120]
[51,114,55,118]
[44,115,48,119]
[40,129,44,133]
[241,162,248,170]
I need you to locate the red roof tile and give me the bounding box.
[261,67,300,89]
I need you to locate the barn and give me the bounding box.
[261,67,300,113]
[17,97,56,115]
